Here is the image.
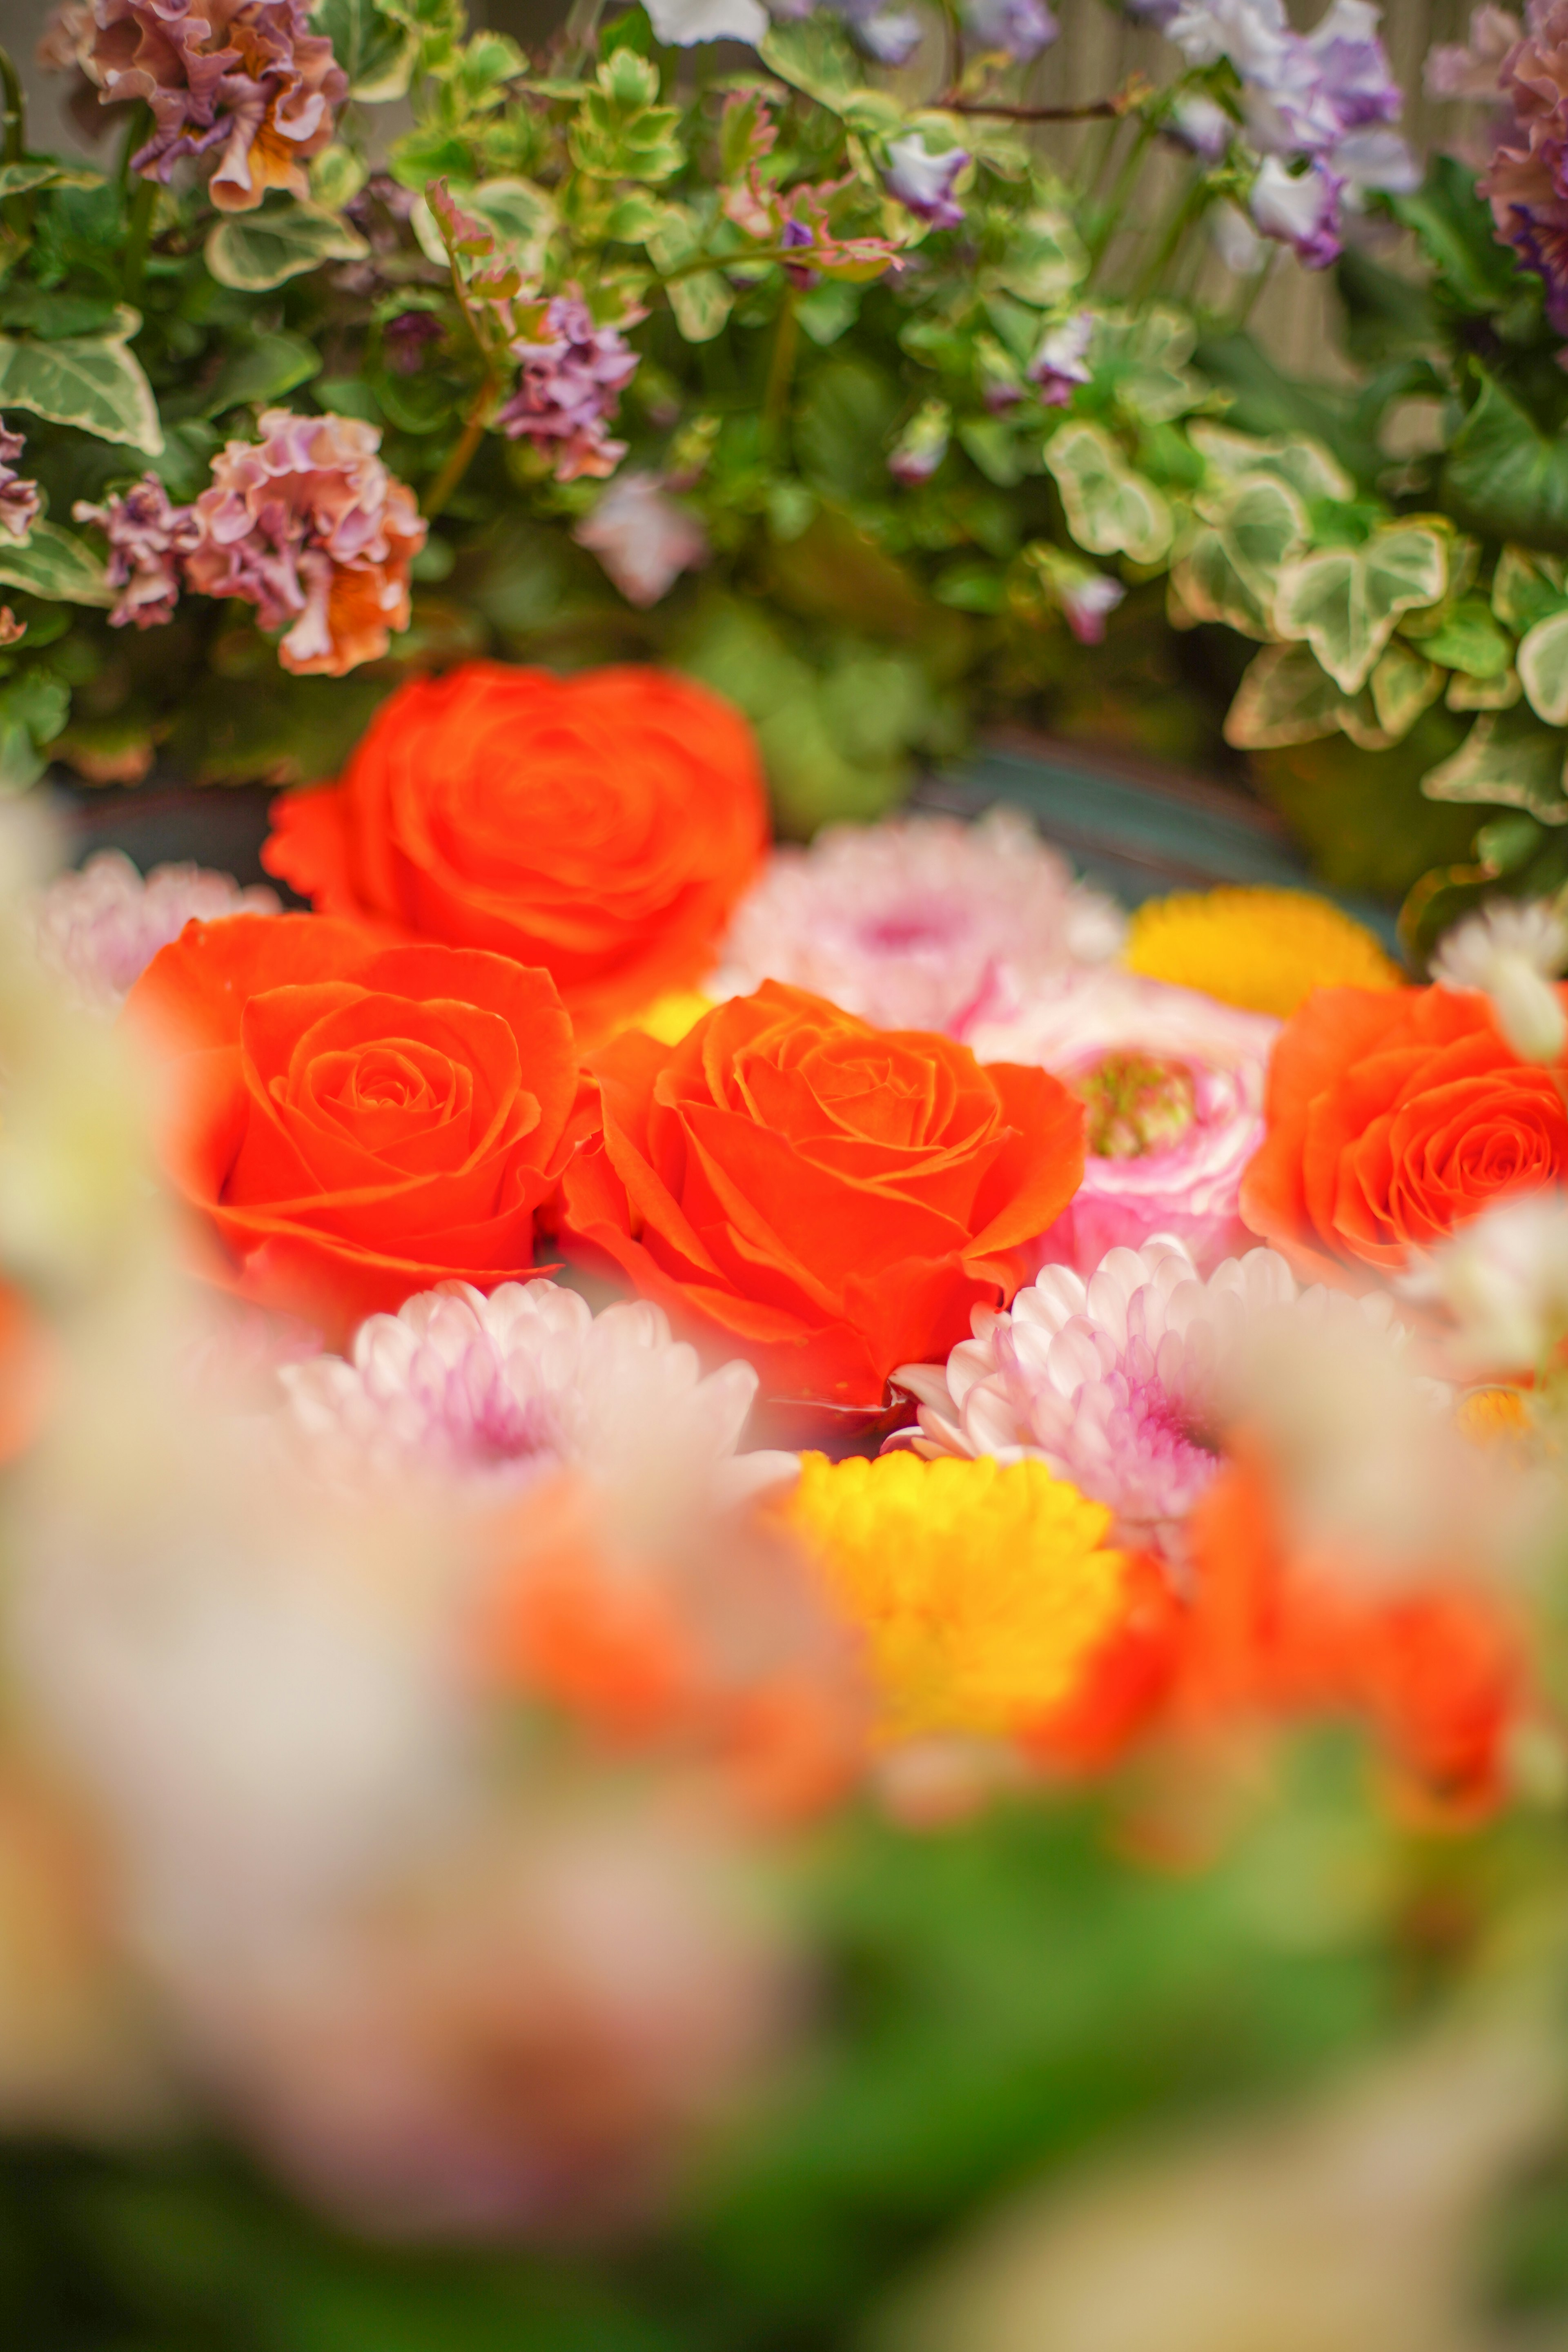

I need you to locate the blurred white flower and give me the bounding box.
[1405,1188,1568,1374]
[644,0,768,41]
[573,471,708,608]
[35,849,279,1015]
[709,808,1124,1035]
[1432,896,1568,1064]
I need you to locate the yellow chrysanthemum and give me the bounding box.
[618,990,715,1045]
[1124,886,1402,1018]
[780,1452,1131,1740]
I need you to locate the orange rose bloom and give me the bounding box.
[125,915,591,1339]
[1241,983,1568,1285]
[559,980,1085,1409]
[263,662,769,1040]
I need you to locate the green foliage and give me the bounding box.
[1443,372,1568,555]
[205,202,370,291]
[0,312,162,456]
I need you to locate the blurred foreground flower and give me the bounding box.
[1432,896,1568,1064]
[969,971,1276,1272]
[1405,1187,1568,1376]
[709,810,1124,1036]
[573,471,708,606]
[35,850,278,1013]
[1124,885,1402,1017]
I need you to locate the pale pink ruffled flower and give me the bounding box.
[708,808,1125,1035]
[35,849,279,1013]
[573,471,708,608]
[895,1234,1400,1553]
[0,422,41,544]
[282,1278,795,1504]
[498,297,639,484]
[83,0,346,212]
[183,409,426,676]
[73,473,202,629]
[968,969,1278,1272]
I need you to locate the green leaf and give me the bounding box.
[1220,472,1310,594]
[1422,704,1568,824]
[313,0,418,98]
[957,416,1025,488]
[0,308,162,455]
[987,206,1087,307]
[1098,306,1202,427]
[1407,594,1512,678]
[666,270,733,342]
[1188,420,1353,506]
[1443,371,1568,555]
[1274,522,1448,694]
[796,358,902,504]
[1044,422,1173,567]
[758,16,859,109]
[1517,606,1568,726]
[1492,544,1567,634]
[205,201,369,291]
[0,162,102,197]
[0,522,111,607]
[412,173,557,275]
[199,330,321,417]
[1224,641,1390,751]
[1171,525,1271,637]
[1393,153,1526,316]
[570,49,683,183]
[1370,640,1444,741]
[1448,665,1521,710]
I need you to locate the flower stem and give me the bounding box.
[944,96,1119,122]
[1133,171,1206,301]
[123,174,158,308]
[762,290,798,452]
[422,379,497,520]
[0,47,23,165]
[1084,118,1154,274]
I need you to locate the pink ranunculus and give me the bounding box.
[183,409,426,676]
[966,968,1278,1272]
[34,849,279,1013]
[85,0,346,212]
[708,808,1125,1036]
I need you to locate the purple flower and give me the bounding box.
[887,400,951,486]
[1481,1,1568,329]
[183,409,426,676]
[382,310,444,376]
[74,473,201,630]
[961,0,1058,63]
[1426,6,1520,102]
[85,0,347,213]
[832,0,923,64]
[35,849,279,1013]
[497,297,639,484]
[882,133,969,230]
[1250,153,1345,266]
[1305,0,1403,130]
[574,472,708,608]
[0,422,41,545]
[1167,92,1235,158]
[1028,310,1094,405]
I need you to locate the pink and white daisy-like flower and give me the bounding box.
[281,1278,795,1503]
[707,808,1125,1035]
[35,850,279,1014]
[894,1234,1399,1552]
[967,968,1278,1272]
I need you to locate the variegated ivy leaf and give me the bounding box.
[1370,641,1444,741]
[412,175,557,275]
[648,206,733,343]
[1517,606,1568,726]
[1171,528,1271,638]
[1044,422,1172,568]
[0,521,113,607]
[1448,667,1521,711]
[207,202,369,291]
[1188,421,1353,506]
[1421,705,1568,824]
[1223,642,1390,752]
[987,207,1087,308]
[1274,523,1448,696]
[1403,594,1512,679]
[0,309,162,456]
[1097,305,1203,426]
[1221,474,1310,594]
[1492,544,1568,641]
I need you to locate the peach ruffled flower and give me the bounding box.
[1480,0,1568,327]
[82,0,347,212]
[183,409,426,676]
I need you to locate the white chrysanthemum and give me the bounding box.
[1432,898,1568,1064]
[707,808,1125,1035]
[36,849,278,1013]
[282,1278,795,1504]
[1405,1187,1568,1374]
[895,1234,1399,1553]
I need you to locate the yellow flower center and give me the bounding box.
[1125,886,1401,1018]
[779,1452,1132,1741]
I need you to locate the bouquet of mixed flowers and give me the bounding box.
[3,650,1568,2343]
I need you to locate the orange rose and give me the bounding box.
[559,980,1085,1410]
[125,915,591,1339]
[1241,983,1568,1285]
[263,662,768,1040]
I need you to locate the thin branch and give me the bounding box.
[942,97,1120,122]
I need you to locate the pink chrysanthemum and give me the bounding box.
[183,409,426,675]
[707,808,1125,1035]
[35,850,279,1013]
[84,0,346,213]
[967,969,1278,1271]
[281,1279,795,1502]
[895,1234,1399,1553]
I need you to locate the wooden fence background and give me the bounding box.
[2,0,1496,377]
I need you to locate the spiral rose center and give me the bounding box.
[1076,1052,1198,1158]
